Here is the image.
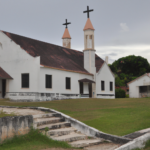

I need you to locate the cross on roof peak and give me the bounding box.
[83,6,94,18]
[63,19,71,28]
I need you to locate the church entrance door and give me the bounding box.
[89,83,92,98]
[2,79,6,98]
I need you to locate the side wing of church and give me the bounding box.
[0,8,115,101]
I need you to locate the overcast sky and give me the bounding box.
[0,0,150,64]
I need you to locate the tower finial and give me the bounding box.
[83,6,94,18]
[63,19,71,28]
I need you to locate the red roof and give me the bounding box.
[0,67,13,79]
[62,28,71,39]
[2,31,104,75]
[83,18,95,31]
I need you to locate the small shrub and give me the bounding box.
[115,88,126,98]
[126,94,129,98]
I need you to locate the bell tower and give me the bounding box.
[83,6,96,75]
[62,19,71,49]
[83,6,96,98]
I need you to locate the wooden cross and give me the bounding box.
[83,6,94,18]
[63,19,71,28]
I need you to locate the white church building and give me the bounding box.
[0,7,115,101]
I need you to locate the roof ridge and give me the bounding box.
[1,30,84,54]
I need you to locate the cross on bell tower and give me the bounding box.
[83,6,94,18]
[62,19,71,49]
[63,19,71,28]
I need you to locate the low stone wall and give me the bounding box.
[0,115,33,141]
[115,132,150,150]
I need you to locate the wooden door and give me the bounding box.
[80,82,83,94]
[89,83,92,98]
[2,79,6,98]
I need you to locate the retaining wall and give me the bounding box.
[0,115,33,141]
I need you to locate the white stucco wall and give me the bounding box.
[128,75,150,98]
[84,29,95,50]
[63,39,71,49]
[39,67,93,95]
[83,50,96,75]
[0,31,40,97]
[96,62,115,99]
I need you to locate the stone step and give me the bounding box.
[47,127,77,136]
[33,113,58,119]
[70,139,104,148]
[85,143,121,150]
[35,117,64,126]
[37,122,71,130]
[50,132,87,142]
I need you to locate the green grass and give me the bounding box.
[0,98,150,136]
[0,128,75,150]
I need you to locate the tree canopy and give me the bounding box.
[109,55,150,87]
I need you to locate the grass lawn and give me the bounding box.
[0,129,75,150]
[0,98,150,136]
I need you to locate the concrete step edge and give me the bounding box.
[37,122,71,130]
[69,139,104,148]
[47,127,77,136]
[50,133,87,142]
[35,118,64,126]
[33,113,57,119]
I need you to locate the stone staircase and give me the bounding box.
[33,112,120,149]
